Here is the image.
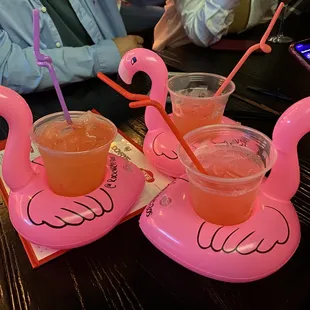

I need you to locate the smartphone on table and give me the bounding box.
[289,39,310,72]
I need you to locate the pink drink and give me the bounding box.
[172,89,224,136]
[32,111,117,196]
[178,124,277,226]
[168,73,235,136]
[189,145,263,225]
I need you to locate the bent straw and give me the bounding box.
[33,9,72,124]
[97,72,150,101]
[214,2,285,97]
[129,99,207,174]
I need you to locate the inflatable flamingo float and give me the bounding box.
[138,95,310,282]
[114,48,235,177]
[0,86,145,249]
[118,49,183,177]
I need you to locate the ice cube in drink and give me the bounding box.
[32,111,117,196]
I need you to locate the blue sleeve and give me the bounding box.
[0,29,121,94]
[174,0,240,47]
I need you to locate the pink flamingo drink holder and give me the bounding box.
[99,2,304,282]
[118,50,238,178]
[98,51,235,178]
[0,86,145,249]
[0,9,145,249]
[134,92,307,283]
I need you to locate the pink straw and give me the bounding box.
[214,2,285,97]
[33,9,72,124]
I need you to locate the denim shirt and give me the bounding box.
[0,0,127,93]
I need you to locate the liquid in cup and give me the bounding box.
[31,111,117,197]
[168,73,235,136]
[179,125,277,226]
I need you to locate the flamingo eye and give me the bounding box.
[131,57,137,65]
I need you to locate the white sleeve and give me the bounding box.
[174,0,240,47]
[247,0,278,29]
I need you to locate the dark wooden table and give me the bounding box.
[1,11,310,310]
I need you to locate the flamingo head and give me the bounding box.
[118,48,168,85]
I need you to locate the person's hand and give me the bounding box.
[113,35,144,57]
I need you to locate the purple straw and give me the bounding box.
[33,9,72,124]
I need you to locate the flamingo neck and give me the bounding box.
[0,89,35,191]
[262,97,310,201]
[137,63,169,131]
[146,76,169,131]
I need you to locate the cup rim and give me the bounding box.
[30,111,117,155]
[178,124,278,183]
[168,72,236,101]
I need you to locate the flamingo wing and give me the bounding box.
[27,188,114,229]
[152,132,178,160]
[197,206,290,255]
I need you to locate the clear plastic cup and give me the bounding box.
[168,73,235,136]
[178,124,277,226]
[31,111,117,197]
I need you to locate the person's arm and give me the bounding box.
[0,29,121,94]
[174,0,240,47]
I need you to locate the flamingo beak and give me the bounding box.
[118,65,132,85]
